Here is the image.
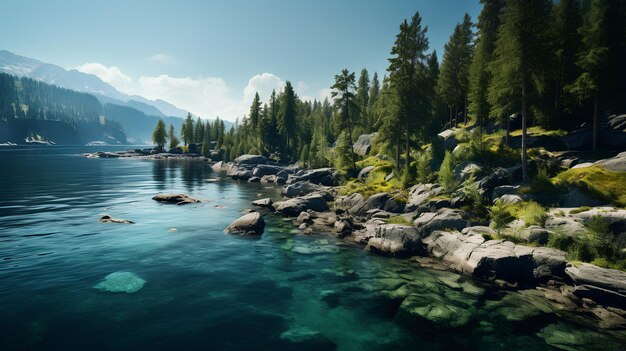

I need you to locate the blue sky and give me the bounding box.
[0,0,481,121]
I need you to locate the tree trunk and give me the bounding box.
[454,104,458,126]
[521,78,529,183]
[396,134,401,170]
[592,96,598,152]
[405,118,410,172]
[347,110,356,175]
[464,98,468,125]
[449,106,453,128]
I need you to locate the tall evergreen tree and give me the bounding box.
[168,123,179,150]
[181,113,194,146]
[568,0,620,151]
[194,117,204,144]
[488,0,552,182]
[437,13,474,126]
[368,72,380,112]
[387,11,429,170]
[249,92,261,131]
[278,82,297,158]
[356,68,370,129]
[331,69,359,174]
[551,0,582,127]
[468,0,504,125]
[152,119,167,152]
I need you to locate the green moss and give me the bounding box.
[509,126,567,138]
[569,206,592,215]
[554,165,626,207]
[339,163,406,198]
[386,216,412,225]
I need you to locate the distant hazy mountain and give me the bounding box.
[0,50,188,118]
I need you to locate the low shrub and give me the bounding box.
[515,201,548,227]
[489,200,515,230]
[438,151,458,193]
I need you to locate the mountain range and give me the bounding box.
[0,49,188,118]
[0,50,232,143]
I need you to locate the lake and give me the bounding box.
[0,146,623,351]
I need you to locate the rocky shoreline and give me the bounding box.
[89,150,626,331]
[218,154,626,331]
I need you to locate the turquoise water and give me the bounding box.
[0,146,624,351]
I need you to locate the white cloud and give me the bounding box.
[148,53,173,63]
[76,63,134,94]
[76,62,330,121]
[243,73,285,104]
[138,75,238,119]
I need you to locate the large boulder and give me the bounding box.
[404,184,443,213]
[477,168,513,191]
[273,193,329,217]
[348,192,405,216]
[227,166,254,180]
[357,165,375,179]
[413,208,469,236]
[565,263,626,308]
[282,181,325,198]
[287,168,337,186]
[252,164,286,177]
[353,133,377,156]
[234,154,267,165]
[571,207,626,235]
[225,212,265,235]
[252,198,273,208]
[545,215,587,236]
[363,224,421,256]
[454,162,482,182]
[597,151,626,172]
[152,193,201,205]
[422,231,567,284]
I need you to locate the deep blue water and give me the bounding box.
[0,146,624,351]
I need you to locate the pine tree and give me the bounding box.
[152,119,167,152]
[567,0,617,151]
[278,82,297,158]
[181,113,194,146]
[551,0,582,127]
[468,0,504,125]
[356,68,370,130]
[437,13,474,126]
[249,92,261,131]
[387,11,429,170]
[168,123,179,150]
[331,69,359,174]
[488,0,552,182]
[368,72,380,112]
[201,123,211,157]
[194,117,204,144]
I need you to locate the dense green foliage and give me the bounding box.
[152,119,166,152]
[148,1,626,184]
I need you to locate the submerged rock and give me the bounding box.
[98,215,134,224]
[152,193,201,205]
[225,212,265,235]
[94,271,146,293]
[252,198,273,208]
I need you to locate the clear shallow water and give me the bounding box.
[0,146,624,351]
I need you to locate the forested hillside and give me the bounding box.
[0,73,127,144]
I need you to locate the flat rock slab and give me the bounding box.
[152,193,201,205]
[98,215,134,224]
